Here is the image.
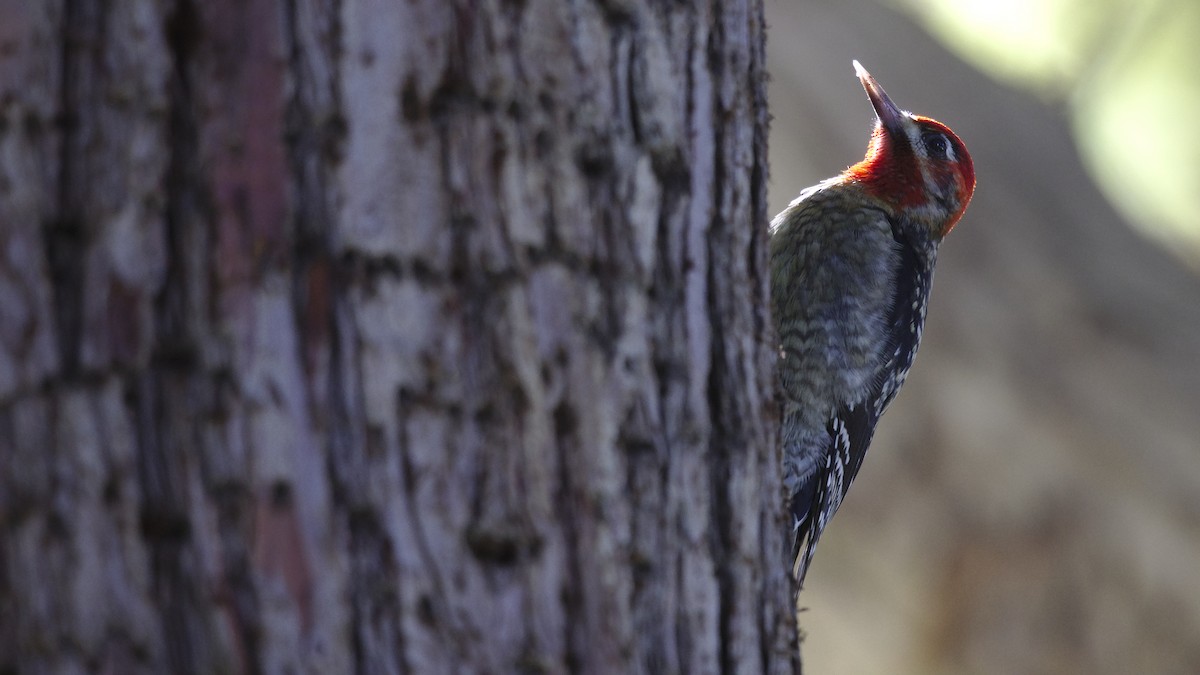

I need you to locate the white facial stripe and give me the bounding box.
[905,124,924,159]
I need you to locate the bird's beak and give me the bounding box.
[853,60,906,135]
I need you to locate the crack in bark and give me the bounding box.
[45,0,89,378]
[553,401,584,675]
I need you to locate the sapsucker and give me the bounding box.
[771,61,976,587]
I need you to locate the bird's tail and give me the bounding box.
[789,484,825,592]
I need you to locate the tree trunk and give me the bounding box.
[0,0,797,673]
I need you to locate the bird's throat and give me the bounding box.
[846,137,928,212]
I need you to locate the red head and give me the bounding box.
[845,60,975,239]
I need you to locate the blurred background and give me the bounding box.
[765,0,1200,673]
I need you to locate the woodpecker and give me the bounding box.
[771,61,975,587]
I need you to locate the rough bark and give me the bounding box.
[0,0,797,673]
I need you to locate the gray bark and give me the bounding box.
[0,0,797,673]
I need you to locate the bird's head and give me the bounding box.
[845,60,975,239]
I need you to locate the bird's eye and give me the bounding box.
[923,133,950,160]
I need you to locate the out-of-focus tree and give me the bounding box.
[765,0,1200,673]
[903,0,1200,263]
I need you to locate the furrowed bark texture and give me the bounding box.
[0,0,796,673]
